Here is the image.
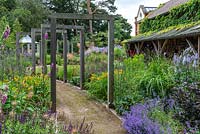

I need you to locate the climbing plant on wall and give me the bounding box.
[140,0,200,34]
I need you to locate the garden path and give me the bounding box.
[56,81,126,134]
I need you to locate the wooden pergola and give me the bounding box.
[31,25,84,83]
[49,13,115,112]
[128,24,200,57]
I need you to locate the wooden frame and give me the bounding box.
[49,13,115,112]
[31,25,83,82]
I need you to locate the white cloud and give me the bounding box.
[115,0,169,36]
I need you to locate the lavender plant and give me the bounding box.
[123,99,163,134]
[123,98,184,134]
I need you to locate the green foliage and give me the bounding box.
[114,14,132,43]
[85,53,107,79]
[137,58,175,97]
[2,116,56,134]
[86,72,108,101]
[86,55,175,114]
[140,0,200,33]
[2,75,50,113]
[149,107,183,134]
[114,47,126,60]
[5,19,22,48]
[0,16,9,37]
[36,65,80,82]
[93,32,108,47]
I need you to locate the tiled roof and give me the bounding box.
[148,0,189,19]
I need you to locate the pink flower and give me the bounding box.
[44,32,48,40]
[3,26,10,39]
[1,95,7,104]
[51,63,54,69]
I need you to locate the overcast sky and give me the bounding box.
[115,0,169,36]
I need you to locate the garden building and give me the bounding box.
[128,0,200,57]
[135,5,157,35]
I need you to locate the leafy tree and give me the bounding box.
[86,0,116,34]
[114,15,132,44]
[10,0,50,31]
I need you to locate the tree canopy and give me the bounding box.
[0,0,132,48]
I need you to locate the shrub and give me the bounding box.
[149,107,183,134]
[171,82,200,129]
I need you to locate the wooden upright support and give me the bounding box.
[63,32,68,83]
[198,36,200,61]
[152,40,168,56]
[186,38,197,54]
[41,27,47,74]
[161,39,168,53]
[108,19,114,108]
[80,29,85,90]
[31,29,36,74]
[16,33,20,64]
[152,41,159,55]
[50,18,57,112]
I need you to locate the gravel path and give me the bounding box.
[56,81,126,134]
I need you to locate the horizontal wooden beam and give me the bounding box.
[31,28,40,33]
[17,32,31,35]
[49,13,114,20]
[31,28,68,34]
[41,24,84,30]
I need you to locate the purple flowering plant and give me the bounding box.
[0,85,9,113]
[0,26,10,48]
[123,99,163,134]
[173,47,200,83]
[123,98,184,134]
